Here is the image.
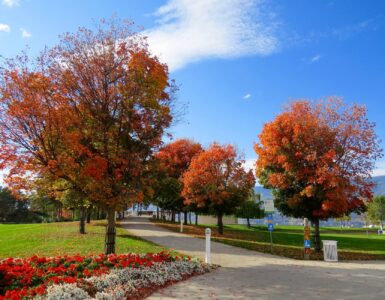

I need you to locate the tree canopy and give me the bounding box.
[0,19,175,253]
[153,139,202,221]
[367,195,385,228]
[255,99,382,250]
[182,143,255,234]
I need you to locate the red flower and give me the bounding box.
[0,251,175,299]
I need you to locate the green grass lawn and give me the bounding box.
[0,221,165,258]
[154,220,385,259]
[220,224,385,254]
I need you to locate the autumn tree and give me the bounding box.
[154,139,202,224]
[255,99,382,251]
[0,19,175,254]
[182,143,255,234]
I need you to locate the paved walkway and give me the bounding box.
[121,217,385,300]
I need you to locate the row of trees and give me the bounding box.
[0,184,109,224]
[0,19,259,251]
[153,100,383,248]
[150,140,258,234]
[0,19,383,253]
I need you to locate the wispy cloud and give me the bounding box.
[331,19,375,40]
[2,0,19,7]
[0,23,11,32]
[20,28,31,38]
[243,93,252,99]
[306,19,378,44]
[289,18,380,48]
[310,54,321,63]
[146,0,280,71]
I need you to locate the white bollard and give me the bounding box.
[205,228,211,264]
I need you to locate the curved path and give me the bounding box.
[121,217,385,300]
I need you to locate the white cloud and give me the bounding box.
[0,23,11,32]
[146,0,279,71]
[243,158,263,186]
[243,158,256,173]
[20,28,31,38]
[2,0,19,7]
[310,54,321,63]
[243,93,252,99]
[373,161,385,177]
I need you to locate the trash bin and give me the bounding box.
[322,240,338,262]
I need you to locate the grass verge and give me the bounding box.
[0,221,165,258]
[152,220,385,260]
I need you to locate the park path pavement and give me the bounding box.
[121,217,385,300]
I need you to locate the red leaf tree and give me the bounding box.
[182,143,255,234]
[255,99,382,251]
[0,19,175,254]
[154,139,203,223]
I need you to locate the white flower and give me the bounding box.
[40,260,207,299]
[43,283,91,300]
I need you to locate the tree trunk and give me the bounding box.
[156,207,159,220]
[189,212,192,224]
[217,212,224,235]
[79,207,86,234]
[58,207,62,221]
[105,208,116,255]
[86,208,91,224]
[184,211,188,225]
[247,218,251,228]
[195,213,198,225]
[171,211,175,222]
[313,218,321,252]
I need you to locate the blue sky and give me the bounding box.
[1,0,385,176]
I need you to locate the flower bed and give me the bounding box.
[0,252,209,299]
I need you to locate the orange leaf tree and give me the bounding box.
[255,99,382,251]
[0,20,175,254]
[182,143,255,234]
[154,139,202,223]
